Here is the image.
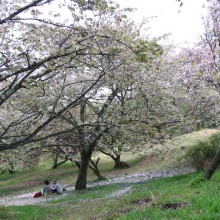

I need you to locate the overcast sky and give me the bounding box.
[114,0,208,47]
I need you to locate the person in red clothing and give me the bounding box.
[33,180,53,198]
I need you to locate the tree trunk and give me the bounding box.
[74,160,81,169]
[203,146,220,180]
[89,157,106,180]
[89,157,101,178]
[75,97,110,190]
[113,155,121,168]
[52,154,68,169]
[52,158,68,169]
[113,155,130,169]
[75,151,92,190]
[53,154,58,168]
[8,162,15,174]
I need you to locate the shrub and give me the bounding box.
[185,133,220,171]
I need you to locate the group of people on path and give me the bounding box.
[43,179,63,196]
[33,179,64,198]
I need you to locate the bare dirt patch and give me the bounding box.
[161,202,188,210]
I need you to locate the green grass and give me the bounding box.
[48,184,120,204]
[1,129,220,219]
[116,172,220,220]
[4,171,220,219]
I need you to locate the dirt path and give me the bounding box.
[0,165,195,206]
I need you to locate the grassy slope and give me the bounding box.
[0,128,220,219]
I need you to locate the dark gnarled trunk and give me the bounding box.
[204,146,220,180]
[75,97,110,190]
[113,155,130,169]
[52,154,68,169]
[89,157,105,180]
[75,151,92,190]
[113,154,121,167]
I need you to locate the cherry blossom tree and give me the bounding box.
[1,0,161,190]
[3,0,215,190]
[0,0,134,151]
[200,0,220,180]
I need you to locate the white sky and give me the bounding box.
[115,0,209,47]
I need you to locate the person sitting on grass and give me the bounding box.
[43,180,53,196]
[52,179,63,194]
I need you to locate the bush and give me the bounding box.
[185,133,220,171]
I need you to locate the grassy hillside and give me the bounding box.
[0,128,220,219]
[2,171,220,219]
